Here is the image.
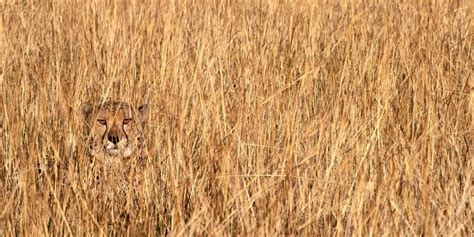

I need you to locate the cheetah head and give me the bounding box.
[80,101,148,158]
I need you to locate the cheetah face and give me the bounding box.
[80,101,148,158]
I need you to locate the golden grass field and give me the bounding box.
[1,0,473,235]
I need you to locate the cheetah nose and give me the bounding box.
[108,135,119,145]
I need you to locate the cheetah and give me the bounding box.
[73,101,150,228]
[80,101,149,161]
[79,100,149,192]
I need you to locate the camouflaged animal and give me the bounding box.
[80,101,148,160]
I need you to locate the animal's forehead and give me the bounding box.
[100,101,131,110]
[95,102,133,117]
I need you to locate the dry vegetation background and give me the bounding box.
[1,0,473,235]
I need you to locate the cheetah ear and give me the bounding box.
[80,102,93,118]
[138,104,149,122]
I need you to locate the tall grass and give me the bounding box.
[1,0,472,235]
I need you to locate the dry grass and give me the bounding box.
[1,0,473,235]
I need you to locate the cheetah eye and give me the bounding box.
[97,119,107,125]
[123,118,132,124]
